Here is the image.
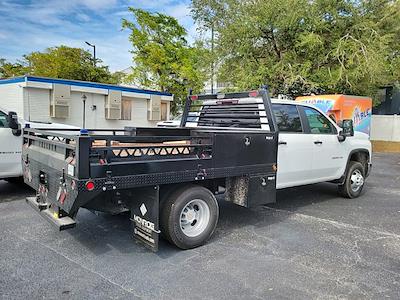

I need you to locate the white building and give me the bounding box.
[0,76,173,128]
[203,79,230,94]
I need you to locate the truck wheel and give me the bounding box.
[160,185,219,249]
[338,161,365,198]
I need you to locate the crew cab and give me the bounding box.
[22,89,371,251]
[269,99,371,198]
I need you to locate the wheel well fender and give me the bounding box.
[346,149,370,174]
[159,181,217,205]
[335,149,370,184]
[348,149,370,171]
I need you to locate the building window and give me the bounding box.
[161,102,168,121]
[121,99,132,120]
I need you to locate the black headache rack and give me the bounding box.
[181,89,278,131]
[23,88,278,251]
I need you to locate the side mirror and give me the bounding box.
[7,112,19,130]
[341,119,354,137]
[6,111,21,136]
[337,119,354,142]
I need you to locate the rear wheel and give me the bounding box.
[160,185,219,249]
[338,161,365,198]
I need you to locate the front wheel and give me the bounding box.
[160,185,219,249]
[338,161,365,198]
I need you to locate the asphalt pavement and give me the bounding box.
[0,153,399,299]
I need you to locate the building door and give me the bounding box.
[161,102,168,121]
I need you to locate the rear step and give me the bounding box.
[26,197,76,231]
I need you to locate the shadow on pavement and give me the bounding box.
[0,179,34,203]
[63,182,344,257]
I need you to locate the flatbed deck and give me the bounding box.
[22,89,279,251]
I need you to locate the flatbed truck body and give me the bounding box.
[23,89,278,251]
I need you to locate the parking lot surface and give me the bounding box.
[1,153,399,299]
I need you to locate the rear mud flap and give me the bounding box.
[129,186,160,252]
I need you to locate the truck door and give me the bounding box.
[272,104,314,189]
[301,106,345,181]
[0,110,22,178]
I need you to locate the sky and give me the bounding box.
[0,0,197,72]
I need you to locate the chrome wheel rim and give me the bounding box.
[180,199,210,237]
[350,169,364,192]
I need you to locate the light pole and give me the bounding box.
[211,24,214,94]
[82,94,87,129]
[85,41,96,66]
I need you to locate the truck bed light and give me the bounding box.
[216,100,238,105]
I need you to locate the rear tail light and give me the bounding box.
[190,95,199,101]
[85,181,95,191]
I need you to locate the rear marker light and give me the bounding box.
[86,181,95,191]
[249,90,259,97]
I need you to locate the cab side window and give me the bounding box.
[0,111,8,128]
[272,104,302,133]
[303,107,336,134]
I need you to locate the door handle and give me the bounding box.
[314,141,323,145]
[278,141,287,145]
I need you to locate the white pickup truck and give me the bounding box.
[0,107,77,181]
[184,97,372,198]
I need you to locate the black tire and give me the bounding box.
[159,184,180,240]
[338,161,365,198]
[160,184,219,249]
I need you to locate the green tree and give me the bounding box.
[191,0,400,102]
[122,8,207,113]
[0,58,28,77]
[1,46,123,84]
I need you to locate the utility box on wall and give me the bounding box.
[148,95,161,121]
[105,90,122,120]
[50,84,71,118]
